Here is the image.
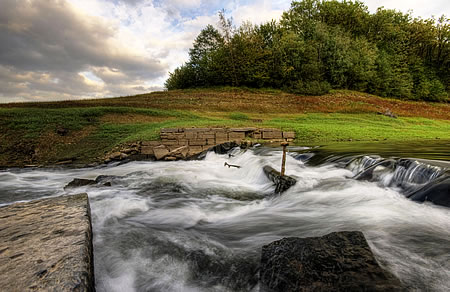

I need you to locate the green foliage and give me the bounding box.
[165,0,449,101]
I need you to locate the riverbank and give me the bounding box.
[1,88,449,167]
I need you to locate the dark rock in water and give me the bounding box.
[354,159,395,181]
[260,231,403,292]
[211,141,240,154]
[407,175,450,207]
[187,142,240,160]
[64,178,97,190]
[263,166,297,194]
[95,175,124,186]
[186,250,259,291]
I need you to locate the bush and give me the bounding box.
[290,80,331,95]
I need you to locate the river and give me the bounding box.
[0,142,449,291]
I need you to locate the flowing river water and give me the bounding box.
[0,142,449,291]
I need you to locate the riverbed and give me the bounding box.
[0,143,449,291]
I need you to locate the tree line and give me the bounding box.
[165,0,449,101]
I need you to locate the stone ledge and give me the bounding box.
[0,194,95,292]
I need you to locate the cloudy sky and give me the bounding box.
[0,0,448,103]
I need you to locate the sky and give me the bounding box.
[0,0,449,103]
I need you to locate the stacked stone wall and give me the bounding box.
[158,127,294,152]
[106,127,295,162]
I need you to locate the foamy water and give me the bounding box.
[0,147,449,291]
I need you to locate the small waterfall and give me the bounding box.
[390,159,443,186]
[346,155,383,174]
[342,155,449,207]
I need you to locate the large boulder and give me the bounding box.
[260,231,403,292]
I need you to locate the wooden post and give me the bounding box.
[281,142,289,176]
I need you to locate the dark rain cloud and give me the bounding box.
[0,0,167,102]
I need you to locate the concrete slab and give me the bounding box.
[0,194,95,291]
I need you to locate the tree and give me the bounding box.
[165,0,449,101]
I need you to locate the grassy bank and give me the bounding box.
[0,88,449,167]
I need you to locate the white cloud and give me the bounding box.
[364,0,449,19]
[1,0,448,103]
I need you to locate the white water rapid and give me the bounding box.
[0,147,449,291]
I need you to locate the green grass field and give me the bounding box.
[0,88,449,167]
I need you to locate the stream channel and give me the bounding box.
[0,140,449,291]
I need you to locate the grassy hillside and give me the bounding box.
[1,88,449,167]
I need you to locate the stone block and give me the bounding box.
[188,146,203,155]
[199,133,215,139]
[153,145,169,160]
[215,139,229,144]
[189,139,207,146]
[0,194,95,291]
[252,133,262,139]
[230,127,257,132]
[215,132,228,140]
[283,131,295,139]
[161,139,179,146]
[211,128,227,132]
[167,146,189,159]
[262,130,282,139]
[185,128,210,132]
[185,132,197,139]
[161,133,178,139]
[229,132,245,141]
[177,139,189,146]
[140,146,154,155]
[206,138,216,145]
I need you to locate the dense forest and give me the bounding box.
[165,0,449,101]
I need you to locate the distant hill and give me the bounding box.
[0,88,449,167]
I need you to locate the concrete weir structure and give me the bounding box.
[0,194,95,291]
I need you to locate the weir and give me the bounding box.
[0,194,95,291]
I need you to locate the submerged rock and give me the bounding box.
[64,178,97,190]
[407,175,450,207]
[186,250,259,291]
[260,231,403,292]
[263,166,297,194]
[187,142,240,160]
[210,141,240,154]
[354,159,396,181]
